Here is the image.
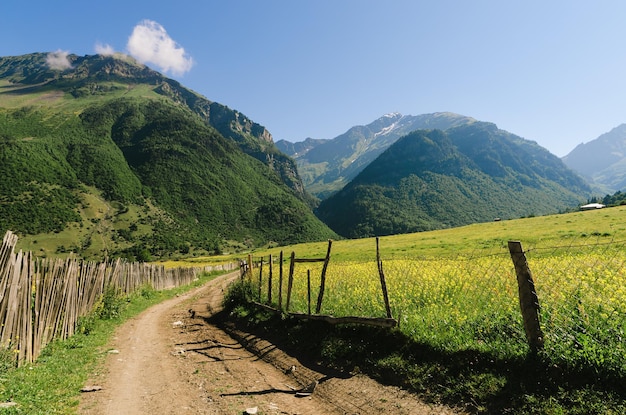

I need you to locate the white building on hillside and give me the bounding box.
[580,203,605,210]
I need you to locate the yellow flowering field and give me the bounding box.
[255,242,626,374]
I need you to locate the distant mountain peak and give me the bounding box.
[381,112,403,119]
[372,114,404,138]
[281,111,478,199]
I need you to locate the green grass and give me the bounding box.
[0,79,162,112]
[191,205,626,265]
[0,272,221,414]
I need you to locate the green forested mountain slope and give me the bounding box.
[316,124,590,238]
[0,52,308,200]
[0,53,335,259]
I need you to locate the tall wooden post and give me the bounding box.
[286,252,296,311]
[258,257,263,302]
[278,251,284,310]
[268,254,273,304]
[508,241,544,351]
[307,270,312,315]
[376,237,392,318]
[315,240,333,314]
[247,254,252,280]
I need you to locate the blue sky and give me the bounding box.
[2,1,625,156]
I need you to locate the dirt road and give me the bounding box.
[79,272,464,414]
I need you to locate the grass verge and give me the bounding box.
[0,271,222,414]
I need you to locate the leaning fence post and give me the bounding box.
[376,237,392,318]
[508,240,544,351]
[315,239,333,314]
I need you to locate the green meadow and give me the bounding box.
[184,204,625,264]
[225,205,626,413]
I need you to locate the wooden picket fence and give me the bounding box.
[0,230,238,367]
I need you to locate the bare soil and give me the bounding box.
[79,272,465,414]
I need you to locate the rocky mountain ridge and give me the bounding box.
[276,112,476,199]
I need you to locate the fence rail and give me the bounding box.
[0,230,238,367]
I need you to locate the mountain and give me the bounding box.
[0,53,335,259]
[316,123,591,238]
[562,124,626,193]
[0,52,308,200]
[277,112,476,199]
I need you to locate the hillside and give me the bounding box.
[0,53,335,259]
[562,124,626,193]
[276,112,476,199]
[0,52,308,200]
[316,124,591,238]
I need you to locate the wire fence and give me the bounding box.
[246,234,626,377]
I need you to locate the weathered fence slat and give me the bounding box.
[19,252,34,364]
[1,249,22,350]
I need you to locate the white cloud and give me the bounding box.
[126,19,194,76]
[46,50,73,70]
[95,42,116,56]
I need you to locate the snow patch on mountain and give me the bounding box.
[373,113,407,138]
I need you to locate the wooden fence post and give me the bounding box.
[258,257,263,302]
[268,254,273,304]
[315,240,333,314]
[508,241,544,351]
[307,270,311,315]
[376,237,392,318]
[247,254,253,280]
[286,252,295,311]
[278,251,283,310]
